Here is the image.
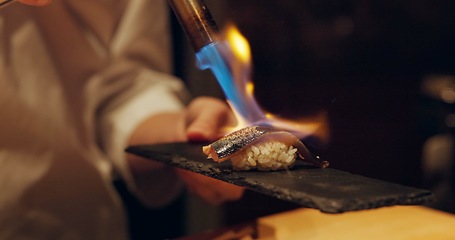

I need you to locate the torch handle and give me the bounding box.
[168,0,219,52]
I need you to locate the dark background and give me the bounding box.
[220,0,455,183]
[214,0,455,225]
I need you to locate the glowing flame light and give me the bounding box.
[225,25,251,64]
[196,24,263,124]
[196,24,328,140]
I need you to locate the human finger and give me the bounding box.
[186,97,236,141]
[176,169,244,205]
[17,0,51,6]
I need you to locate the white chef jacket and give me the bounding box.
[0,0,188,239]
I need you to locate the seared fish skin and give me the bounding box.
[202,126,329,169]
[210,126,269,161]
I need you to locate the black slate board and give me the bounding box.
[126,142,433,213]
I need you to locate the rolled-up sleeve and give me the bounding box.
[93,65,188,206]
[80,0,190,206]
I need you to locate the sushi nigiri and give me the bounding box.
[202,126,329,171]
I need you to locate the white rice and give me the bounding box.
[230,141,298,171]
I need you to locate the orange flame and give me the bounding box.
[221,25,329,143]
[225,24,251,64]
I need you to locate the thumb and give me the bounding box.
[17,0,52,6]
[186,97,235,141]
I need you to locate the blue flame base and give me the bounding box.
[196,41,263,123]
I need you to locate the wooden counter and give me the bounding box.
[257,206,455,240]
[181,206,455,239]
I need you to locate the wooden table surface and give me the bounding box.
[180,206,455,240]
[256,206,455,240]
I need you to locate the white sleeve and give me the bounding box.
[81,0,190,206]
[92,65,189,207]
[19,0,188,207]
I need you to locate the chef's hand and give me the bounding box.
[175,168,244,205]
[128,96,244,205]
[185,96,237,141]
[17,0,52,6]
[177,97,244,205]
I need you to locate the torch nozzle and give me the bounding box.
[168,0,219,52]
